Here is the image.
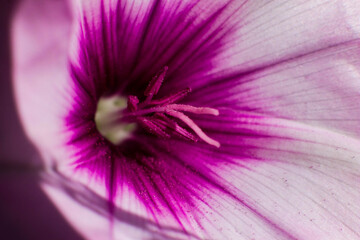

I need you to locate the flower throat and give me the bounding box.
[95,66,220,147]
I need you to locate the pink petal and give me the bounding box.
[186,110,360,239]
[164,0,360,89]
[193,40,360,138]
[42,109,360,239]
[205,0,360,76]
[12,0,73,165]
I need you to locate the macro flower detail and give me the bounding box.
[95,66,220,147]
[12,0,360,239]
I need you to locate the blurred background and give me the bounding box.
[0,0,82,239]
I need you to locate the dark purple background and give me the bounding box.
[0,0,82,239]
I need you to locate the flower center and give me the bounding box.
[95,95,137,145]
[95,66,220,147]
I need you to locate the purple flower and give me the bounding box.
[12,0,360,239]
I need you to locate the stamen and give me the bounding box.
[165,110,220,148]
[152,113,198,142]
[127,95,139,112]
[150,88,191,106]
[166,104,219,116]
[121,104,219,119]
[144,66,168,102]
[120,106,167,119]
[137,117,171,139]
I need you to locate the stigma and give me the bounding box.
[96,66,220,148]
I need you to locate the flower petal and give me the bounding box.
[43,109,360,239]
[192,40,360,138]
[145,0,360,90]
[205,0,360,75]
[12,0,73,165]
[69,0,246,96]
[187,109,360,239]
